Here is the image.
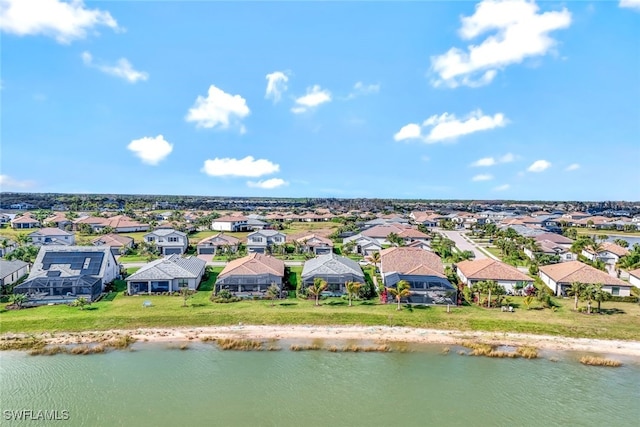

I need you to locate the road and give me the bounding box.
[439,229,496,261]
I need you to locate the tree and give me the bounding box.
[15,233,29,247]
[386,280,411,311]
[345,281,362,307]
[386,232,403,247]
[613,238,629,248]
[483,280,504,308]
[71,296,90,310]
[179,281,192,307]
[342,240,356,255]
[266,283,280,306]
[306,278,328,306]
[523,295,535,310]
[583,285,595,314]
[10,293,28,309]
[591,283,610,313]
[369,251,381,272]
[567,282,586,311]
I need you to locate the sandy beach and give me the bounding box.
[3,325,640,356]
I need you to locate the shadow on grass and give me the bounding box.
[411,305,430,310]
[359,301,377,306]
[191,303,208,308]
[599,308,626,315]
[82,307,99,311]
[326,300,347,306]
[279,302,298,306]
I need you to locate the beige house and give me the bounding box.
[294,234,334,255]
[92,233,134,255]
[197,233,240,255]
[539,261,631,297]
[456,258,533,293]
[629,268,640,288]
[215,253,284,295]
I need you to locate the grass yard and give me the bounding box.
[2,292,639,341]
[576,228,640,237]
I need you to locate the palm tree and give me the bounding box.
[583,285,595,314]
[484,280,504,309]
[345,281,362,307]
[386,280,412,311]
[10,293,27,309]
[471,282,485,306]
[266,283,280,306]
[591,283,610,313]
[613,238,629,248]
[386,232,403,247]
[15,233,29,247]
[306,278,328,306]
[567,282,586,311]
[369,251,381,272]
[71,296,91,310]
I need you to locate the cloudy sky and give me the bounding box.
[1,0,639,200]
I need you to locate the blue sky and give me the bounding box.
[1,0,639,201]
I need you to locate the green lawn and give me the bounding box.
[576,228,640,237]
[2,292,639,341]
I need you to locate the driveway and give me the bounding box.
[439,230,495,260]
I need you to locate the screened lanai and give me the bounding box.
[13,275,102,306]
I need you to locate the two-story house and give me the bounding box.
[246,230,286,254]
[143,229,189,255]
[211,215,252,232]
[28,228,76,246]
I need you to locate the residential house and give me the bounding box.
[581,242,629,273]
[13,246,119,304]
[44,212,73,230]
[10,213,40,229]
[380,247,456,305]
[455,258,533,294]
[0,213,14,226]
[144,229,189,255]
[524,240,575,262]
[301,253,365,295]
[91,233,134,255]
[539,261,631,297]
[215,253,285,294]
[629,268,640,288]
[28,228,76,246]
[0,237,17,258]
[0,259,29,289]
[125,254,206,294]
[341,235,382,256]
[196,233,241,255]
[246,230,286,254]
[360,224,429,246]
[74,215,149,233]
[409,211,439,227]
[295,234,334,255]
[211,215,252,232]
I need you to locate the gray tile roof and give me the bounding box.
[126,254,205,281]
[0,259,28,278]
[301,253,364,279]
[147,228,187,237]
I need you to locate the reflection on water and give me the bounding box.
[1,344,639,426]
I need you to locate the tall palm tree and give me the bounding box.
[386,280,411,311]
[567,282,586,311]
[369,251,381,272]
[306,278,328,306]
[345,281,362,307]
[583,285,595,314]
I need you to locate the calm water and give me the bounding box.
[1,343,639,426]
[605,235,640,247]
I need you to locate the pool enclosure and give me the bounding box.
[13,275,102,306]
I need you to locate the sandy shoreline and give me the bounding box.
[3,325,640,356]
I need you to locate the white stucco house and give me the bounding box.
[126,255,206,294]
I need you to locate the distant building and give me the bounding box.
[0,259,29,289]
[143,229,189,255]
[28,228,76,246]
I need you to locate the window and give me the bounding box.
[611,287,620,296]
[251,237,262,243]
[147,237,155,242]
[168,237,179,243]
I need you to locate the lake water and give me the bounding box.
[2,343,639,426]
[604,235,640,247]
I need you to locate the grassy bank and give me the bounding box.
[1,294,639,341]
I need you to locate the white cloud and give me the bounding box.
[265,71,289,103]
[565,163,580,171]
[472,174,494,181]
[127,135,173,165]
[393,123,422,142]
[0,174,36,189]
[499,152,516,163]
[394,110,506,143]
[493,184,510,191]
[471,157,496,167]
[186,85,250,131]
[620,0,640,11]
[201,156,279,178]
[346,81,380,99]
[0,0,119,44]
[471,152,517,167]
[81,51,148,83]
[424,110,507,142]
[291,85,331,114]
[430,0,571,88]
[527,159,551,172]
[247,178,288,189]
